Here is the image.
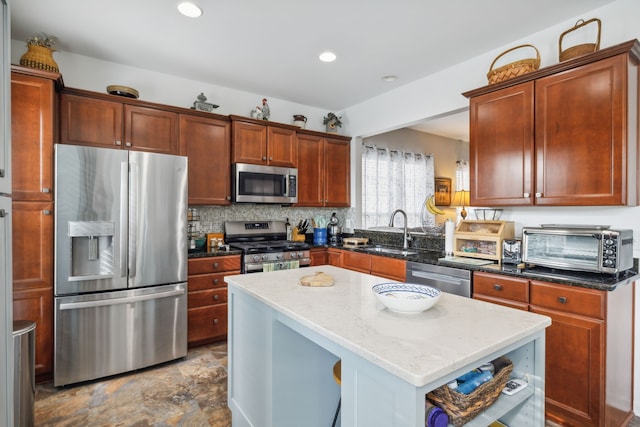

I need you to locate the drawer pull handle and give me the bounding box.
[212,262,219,269]
[493,284,503,291]
[213,278,219,285]
[558,296,567,304]
[213,294,219,301]
[213,318,219,325]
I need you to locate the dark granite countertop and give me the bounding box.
[188,248,242,258]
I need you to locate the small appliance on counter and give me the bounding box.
[502,239,522,264]
[327,212,342,246]
[522,225,633,274]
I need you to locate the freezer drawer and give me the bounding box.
[54,283,187,387]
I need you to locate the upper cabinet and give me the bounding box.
[230,116,297,167]
[465,40,640,207]
[297,131,350,207]
[179,113,231,205]
[60,89,179,154]
[11,68,62,201]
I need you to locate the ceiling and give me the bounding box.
[10,0,615,139]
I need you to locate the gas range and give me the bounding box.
[224,220,311,273]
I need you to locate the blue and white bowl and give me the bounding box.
[372,283,441,314]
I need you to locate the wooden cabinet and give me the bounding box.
[341,250,370,273]
[187,255,241,347]
[60,89,179,154]
[473,271,634,426]
[10,67,61,382]
[309,247,328,266]
[179,113,231,205]
[297,131,350,207]
[327,248,343,266]
[230,117,297,167]
[473,271,529,310]
[11,70,56,201]
[11,201,54,380]
[465,40,639,206]
[340,250,406,281]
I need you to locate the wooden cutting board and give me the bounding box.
[343,237,369,247]
[299,271,335,287]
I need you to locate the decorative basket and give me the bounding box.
[486,44,540,85]
[559,18,601,62]
[19,44,59,73]
[427,358,513,427]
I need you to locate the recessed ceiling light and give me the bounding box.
[319,51,337,62]
[382,75,398,82]
[178,2,203,18]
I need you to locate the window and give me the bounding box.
[362,145,435,229]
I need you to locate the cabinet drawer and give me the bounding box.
[530,281,604,319]
[188,288,228,308]
[188,304,228,343]
[188,255,241,274]
[370,255,406,281]
[473,272,529,303]
[188,272,231,291]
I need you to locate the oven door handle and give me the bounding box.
[58,288,185,310]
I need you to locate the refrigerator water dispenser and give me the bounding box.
[68,221,115,279]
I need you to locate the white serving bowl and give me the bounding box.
[372,283,441,314]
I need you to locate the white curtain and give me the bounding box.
[362,145,435,229]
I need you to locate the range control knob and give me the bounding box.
[290,252,298,259]
[253,255,261,262]
[298,251,305,258]
[276,254,283,260]
[262,255,269,261]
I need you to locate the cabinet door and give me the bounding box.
[323,137,350,207]
[473,271,529,310]
[309,248,328,266]
[469,82,534,206]
[11,72,54,201]
[59,93,123,148]
[327,249,342,266]
[232,120,267,164]
[341,251,370,273]
[179,114,231,205]
[12,201,54,379]
[188,304,228,345]
[370,255,406,281]
[124,104,178,154]
[267,126,297,167]
[296,133,324,206]
[529,305,603,427]
[535,54,627,205]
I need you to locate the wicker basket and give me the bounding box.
[427,358,513,427]
[19,44,59,73]
[486,44,540,85]
[559,18,601,62]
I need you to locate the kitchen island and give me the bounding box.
[226,266,551,427]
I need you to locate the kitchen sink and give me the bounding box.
[363,246,418,256]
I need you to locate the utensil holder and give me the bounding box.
[313,228,327,245]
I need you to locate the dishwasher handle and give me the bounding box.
[410,270,468,285]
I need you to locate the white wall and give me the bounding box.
[10,0,640,413]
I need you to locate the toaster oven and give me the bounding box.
[522,225,633,274]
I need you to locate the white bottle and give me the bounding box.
[285,218,292,241]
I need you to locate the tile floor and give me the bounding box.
[35,341,640,426]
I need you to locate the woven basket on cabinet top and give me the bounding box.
[486,44,540,85]
[559,18,601,62]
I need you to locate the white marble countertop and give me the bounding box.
[225,266,551,387]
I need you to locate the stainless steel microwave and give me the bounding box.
[522,225,634,274]
[232,163,298,204]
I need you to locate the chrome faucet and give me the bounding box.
[388,209,412,250]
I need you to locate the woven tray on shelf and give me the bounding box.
[427,358,513,427]
[559,18,601,62]
[486,44,540,85]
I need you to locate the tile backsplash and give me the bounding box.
[189,204,355,234]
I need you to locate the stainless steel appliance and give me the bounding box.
[522,225,634,274]
[232,163,298,204]
[405,261,472,297]
[225,220,310,273]
[502,239,522,264]
[53,144,188,386]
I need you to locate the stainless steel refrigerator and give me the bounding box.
[53,144,188,387]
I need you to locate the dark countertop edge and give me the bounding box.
[190,244,639,291]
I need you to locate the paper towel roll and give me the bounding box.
[445,219,455,256]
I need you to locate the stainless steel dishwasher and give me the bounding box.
[406,261,472,297]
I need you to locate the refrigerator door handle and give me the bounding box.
[120,161,128,278]
[58,288,186,311]
[129,160,138,280]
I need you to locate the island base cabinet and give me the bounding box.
[228,277,547,427]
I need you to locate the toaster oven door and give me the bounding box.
[522,230,601,272]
